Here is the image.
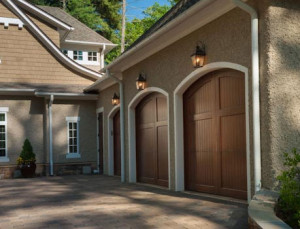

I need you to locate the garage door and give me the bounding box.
[113,110,121,176]
[136,93,168,187]
[183,69,247,199]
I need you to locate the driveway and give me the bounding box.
[0,175,248,229]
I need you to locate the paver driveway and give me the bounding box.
[0,175,248,229]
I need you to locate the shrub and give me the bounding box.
[277,148,300,228]
[17,139,36,165]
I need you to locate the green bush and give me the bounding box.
[277,148,300,228]
[17,139,36,165]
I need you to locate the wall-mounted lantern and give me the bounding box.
[112,93,120,106]
[191,42,206,68]
[136,73,147,90]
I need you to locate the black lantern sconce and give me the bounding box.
[191,42,206,68]
[112,93,120,106]
[136,73,147,90]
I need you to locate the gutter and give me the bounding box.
[232,0,261,197]
[106,70,125,183]
[2,0,103,81]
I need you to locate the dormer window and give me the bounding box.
[88,52,97,61]
[73,50,83,61]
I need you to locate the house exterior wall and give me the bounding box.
[96,84,119,174]
[96,7,255,190]
[259,0,300,189]
[0,1,94,87]
[0,96,98,178]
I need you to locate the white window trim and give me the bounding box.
[0,107,9,162]
[66,117,80,159]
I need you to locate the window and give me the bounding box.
[0,107,9,162]
[62,49,68,56]
[66,117,80,158]
[88,51,97,61]
[73,50,83,61]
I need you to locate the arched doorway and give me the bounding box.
[136,93,169,187]
[183,69,247,199]
[113,110,121,176]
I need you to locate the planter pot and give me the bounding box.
[20,163,36,178]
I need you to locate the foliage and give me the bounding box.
[277,148,300,228]
[17,139,36,165]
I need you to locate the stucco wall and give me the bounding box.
[259,0,300,189]
[96,84,119,174]
[0,1,94,86]
[0,96,45,165]
[51,100,97,164]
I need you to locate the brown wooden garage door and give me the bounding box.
[183,69,247,200]
[113,110,121,176]
[136,93,168,187]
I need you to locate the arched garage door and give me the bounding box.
[183,69,247,199]
[136,93,168,187]
[113,110,121,176]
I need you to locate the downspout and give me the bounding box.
[48,94,54,176]
[232,0,261,194]
[106,70,125,183]
[100,44,106,70]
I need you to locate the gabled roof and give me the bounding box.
[38,6,113,45]
[127,0,200,52]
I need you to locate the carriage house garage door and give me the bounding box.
[183,69,247,200]
[136,93,168,187]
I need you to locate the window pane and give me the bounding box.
[69,146,74,153]
[0,125,5,132]
[79,51,82,55]
[73,146,77,153]
[69,138,73,145]
[69,130,73,137]
[69,122,72,130]
[93,57,97,61]
[74,51,78,55]
[73,138,77,145]
[74,131,77,137]
[88,52,92,56]
[0,141,5,148]
[73,123,77,130]
[0,149,5,157]
[88,57,92,61]
[0,133,5,140]
[78,56,83,61]
[0,114,5,121]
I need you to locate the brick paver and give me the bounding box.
[0,176,248,228]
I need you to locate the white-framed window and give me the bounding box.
[73,50,83,61]
[66,117,80,159]
[62,49,68,56]
[88,51,97,61]
[0,107,9,162]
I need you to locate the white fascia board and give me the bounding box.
[15,0,73,31]
[103,0,235,73]
[84,74,120,92]
[2,0,102,81]
[65,40,117,47]
[66,116,80,122]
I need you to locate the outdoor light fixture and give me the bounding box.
[112,93,120,106]
[191,42,206,68]
[136,73,147,90]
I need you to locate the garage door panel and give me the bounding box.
[113,111,121,176]
[137,99,156,124]
[157,125,168,183]
[157,97,167,122]
[219,76,245,109]
[220,114,247,191]
[194,80,214,114]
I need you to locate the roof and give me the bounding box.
[38,5,113,45]
[126,0,200,52]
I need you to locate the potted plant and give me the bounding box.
[17,139,36,178]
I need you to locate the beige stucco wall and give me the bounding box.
[97,7,255,191]
[0,1,94,86]
[96,0,300,193]
[0,97,98,170]
[259,0,300,189]
[0,96,45,165]
[96,84,119,174]
[51,100,97,164]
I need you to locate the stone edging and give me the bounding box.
[248,189,291,229]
